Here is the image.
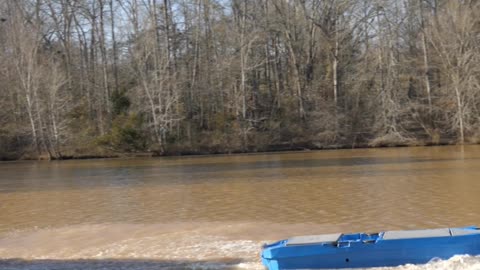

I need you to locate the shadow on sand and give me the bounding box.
[0,258,247,269]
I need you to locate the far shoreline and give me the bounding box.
[1,140,476,162]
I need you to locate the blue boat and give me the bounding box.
[261,226,480,269]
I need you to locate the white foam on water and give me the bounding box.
[298,256,480,270]
[0,223,265,269]
[366,255,480,270]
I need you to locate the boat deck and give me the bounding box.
[285,227,480,246]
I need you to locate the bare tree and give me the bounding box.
[429,0,480,143]
[1,0,480,159]
[41,59,68,158]
[128,0,181,152]
[5,1,44,155]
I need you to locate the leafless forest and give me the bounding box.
[0,0,479,160]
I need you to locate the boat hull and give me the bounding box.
[261,227,480,270]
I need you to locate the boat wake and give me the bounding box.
[0,223,265,269]
[365,255,480,270]
[297,256,480,270]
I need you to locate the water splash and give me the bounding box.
[370,255,480,270]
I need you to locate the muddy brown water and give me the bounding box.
[1,146,480,269]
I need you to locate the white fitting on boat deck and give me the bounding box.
[287,233,342,246]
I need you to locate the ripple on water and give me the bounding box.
[0,256,480,270]
[1,224,480,269]
[2,147,480,269]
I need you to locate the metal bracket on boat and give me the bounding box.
[337,241,351,248]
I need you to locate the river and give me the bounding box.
[1,146,480,269]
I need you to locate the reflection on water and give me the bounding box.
[1,145,480,269]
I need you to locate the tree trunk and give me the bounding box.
[454,83,464,144]
[285,31,305,119]
[99,0,110,116]
[419,0,433,120]
[109,0,119,93]
[333,30,338,108]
